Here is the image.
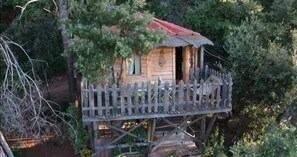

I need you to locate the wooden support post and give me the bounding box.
[205,113,217,143]
[88,122,95,151]
[199,115,206,150]
[152,116,194,152]
[147,119,156,157]
[200,46,204,71]
[95,119,149,154]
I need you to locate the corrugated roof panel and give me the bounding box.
[148,18,213,47]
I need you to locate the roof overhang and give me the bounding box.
[149,18,214,48]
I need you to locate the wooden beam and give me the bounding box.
[95,119,149,155]
[172,47,176,82]
[151,116,194,152]
[105,123,147,142]
[198,115,206,150]
[182,46,190,83]
[200,46,204,70]
[82,108,231,122]
[205,113,217,143]
[147,119,156,157]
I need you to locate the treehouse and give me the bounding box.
[81,18,233,156]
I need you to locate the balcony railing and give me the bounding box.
[81,66,232,122]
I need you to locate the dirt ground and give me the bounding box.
[22,140,79,157]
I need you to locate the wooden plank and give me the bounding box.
[147,82,152,113]
[211,83,216,108]
[172,47,176,82]
[134,83,139,114]
[171,82,176,112]
[204,65,209,80]
[141,82,146,113]
[216,82,221,108]
[97,85,103,116]
[189,68,194,83]
[106,123,147,142]
[205,114,217,143]
[195,67,200,81]
[104,85,110,116]
[82,108,230,122]
[127,84,132,115]
[147,119,156,157]
[120,85,125,115]
[153,82,158,113]
[151,116,193,152]
[147,54,151,82]
[186,82,190,106]
[182,46,190,83]
[112,84,118,116]
[199,80,204,109]
[164,82,170,112]
[200,46,204,71]
[89,85,95,117]
[200,116,206,148]
[97,119,149,152]
[178,81,184,111]
[193,80,197,107]
[222,80,228,108]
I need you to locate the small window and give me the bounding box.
[127,54,141,75]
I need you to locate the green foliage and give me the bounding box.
[144,0,169,19]
[231,122,297,157]
[185,0,261,54]
[204,127,226,157]
[67,0,166,83]
[1,0,65,79]
[67,105,89,154]
[225,17,296,112]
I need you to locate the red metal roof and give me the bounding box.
[148,18,200,36]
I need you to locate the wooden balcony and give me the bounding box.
[81,66,232,122]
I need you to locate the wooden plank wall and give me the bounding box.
[150,47,174,83]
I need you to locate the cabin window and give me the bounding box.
[127,54,141,75]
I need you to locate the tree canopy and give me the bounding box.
[66,0,166,83]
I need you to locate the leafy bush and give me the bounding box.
[204,127,226,157]
[231,122,297,157]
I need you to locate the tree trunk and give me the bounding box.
[58,0,77,102]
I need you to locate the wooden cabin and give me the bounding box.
[81,18,232,157]
[112,18,213,85]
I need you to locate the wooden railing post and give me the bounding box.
[112,84,118,116]
[81,78,88,119]
[153,82,158,113]
[147,82,152,113]
[193,80,197,107]
[120,84,125,115]
[164,82,170,112]
[141,82,146,113]
[134,83,139,114]
[171,81,176,112]
[178,81,184,111]
[104,85,110,116]
[127,84,132,115]
[199,79,204,109]
[89,84,95,117]
[97,84,103,116]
